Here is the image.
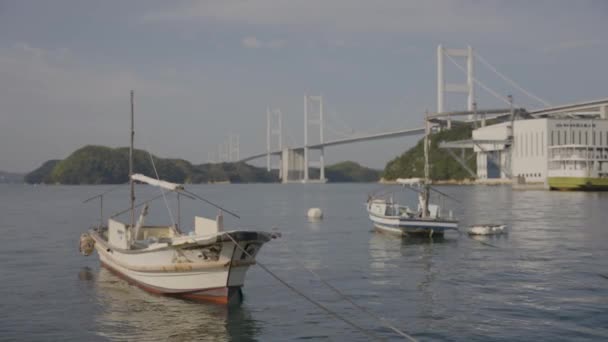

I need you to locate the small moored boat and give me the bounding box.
[467,224,507,235]
[366,113,459,237]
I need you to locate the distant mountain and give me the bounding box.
[24,145,278,185]
[0,170,24,183]
[25,145,381,184]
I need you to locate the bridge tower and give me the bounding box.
[266,107,283,174]
[304,95,326,183]
[229,134,240,162]
[437,45,475,128]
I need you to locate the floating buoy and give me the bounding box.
[79,233,95,256]
[467,224,507,235]
[307,208,323,220]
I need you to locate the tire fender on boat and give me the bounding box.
[79,233,96,256]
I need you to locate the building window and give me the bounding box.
[558,131,561,145]
[593,131,596,146]
[563,131,567,145]
[585,131,588,146]
[551,131,554,146]
[578,131,582,144]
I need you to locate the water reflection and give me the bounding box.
[78,266,95,281]
[368,233,448,328]
[89,268,260,341]
[368,234,402,274]
[400,235,450,246]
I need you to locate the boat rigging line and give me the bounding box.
[110,193,172,218]
[181,189,241,219]
[82,183,127,226]
[146,148,177,229]
[223,233,385,341]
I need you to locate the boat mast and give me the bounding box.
[423,110,430,218]
[130,90,136,229]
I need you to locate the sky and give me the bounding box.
[1,0,608,173]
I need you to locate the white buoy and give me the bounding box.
[307,208,323,220]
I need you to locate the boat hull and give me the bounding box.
[369,213,458,237]
[91,230,270,305]
[548,177,608,191]
[100,259,243,304]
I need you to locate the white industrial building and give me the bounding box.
[474,118,608,184]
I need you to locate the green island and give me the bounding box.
[24,145,381,184]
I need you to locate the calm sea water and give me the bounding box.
[1,184,608,341]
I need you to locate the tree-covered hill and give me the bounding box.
[24,145,379,184]
[25,145,278,184]
[383,124,476,181]
[325,161,380,182]
[24,160,60,184]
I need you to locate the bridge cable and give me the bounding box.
[224,233,385,341]
[444,53,515,107]
[326,108,361,137]
[474,52,552,107]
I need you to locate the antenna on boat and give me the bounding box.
[130,90,136,229]
[82,184,126,226]
[423,110,430,218]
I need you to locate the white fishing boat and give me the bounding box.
[366,113,458,237]
[80,91,277,305]
[467,224,507,235]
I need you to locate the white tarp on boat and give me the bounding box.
[131,173,184,191]
[396,178,424,185]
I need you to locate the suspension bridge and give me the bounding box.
[209,45,608,183]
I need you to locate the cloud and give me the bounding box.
[542,39,608,53]
[141,0,512,35]
[241,36,285,49]
[0,43,184,106]
[0,43,195,171]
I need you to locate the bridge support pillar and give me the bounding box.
[319,147,325,181]
[281,148,305,183]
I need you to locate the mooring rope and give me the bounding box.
[281,240,419,341]
[223,233,385,341]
